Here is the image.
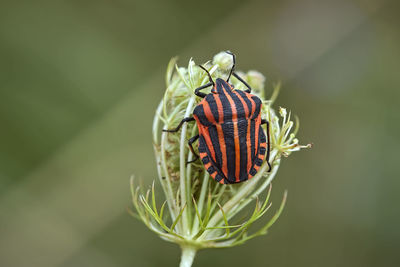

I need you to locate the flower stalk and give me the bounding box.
[179,246,197,267]
[131,51,311,266]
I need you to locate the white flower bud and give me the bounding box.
[246,70,266,90]
[212,51,233,71]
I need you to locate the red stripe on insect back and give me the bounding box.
[199,152,208,158]
[233,123,241,182]
[208,170,217,179]
[203,161,212,170]
[221,84,241,182]
[246,119,252,172]
[259,142,267,148]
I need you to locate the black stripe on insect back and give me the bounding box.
[235,90,254,118]
[202,156,210,164]
[193,104,212,126]
[214,173,223,183]
[250,95,262,120]
[207,125,223,170]
[259,146,266,156]
[228,89,246,118]
[198,135,206,153]
[205,95,219,123]
[221,122,236,182]
[238,119,249,181]
[254,128,267,168]
[216,81,233,122]
[220,95,233,122]
[259,125,267,143]
[250,119,256,164]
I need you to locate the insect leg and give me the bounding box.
[194,82,213,98]
[225,50,236,82]
[186,134,200,164]
[232,72,252,93]
[261,119,272,172]
[162,117,195,133]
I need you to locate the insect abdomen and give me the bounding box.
[198,117,265,184]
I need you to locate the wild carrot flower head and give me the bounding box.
[130,51,311,267]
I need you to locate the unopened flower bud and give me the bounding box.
[213,51,233,71]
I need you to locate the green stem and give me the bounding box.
[179,96,196,235]
[179,246,197,267]
[191,172,209,234]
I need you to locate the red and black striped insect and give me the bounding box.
[164,52,271,184]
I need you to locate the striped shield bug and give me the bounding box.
[163,51,271,184]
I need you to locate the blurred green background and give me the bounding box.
[1,0,399,266]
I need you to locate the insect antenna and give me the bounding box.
[198,65,215,87]
[225,50,236,82]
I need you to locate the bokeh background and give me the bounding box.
[1,0,400,266]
